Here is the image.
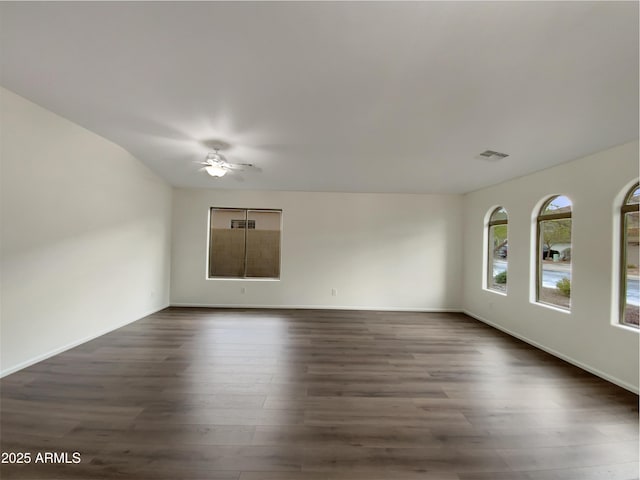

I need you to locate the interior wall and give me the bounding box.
[171,189,463,311]
[462,140,640,392]
[0,87,173,376]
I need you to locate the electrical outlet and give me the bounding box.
[240,287,246,294]
[331,288,337,297]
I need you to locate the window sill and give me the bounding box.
[206,277,280,282]
[612,322,640,333]
[484,288,507,296]
[532,301,571,314]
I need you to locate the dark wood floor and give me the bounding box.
[0,308,638,479]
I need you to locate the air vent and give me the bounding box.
[479,150,509,160]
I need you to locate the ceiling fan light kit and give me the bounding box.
[204,164,228,177]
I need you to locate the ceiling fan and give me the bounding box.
[199,149,255,178]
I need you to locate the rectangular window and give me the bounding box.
[537,218,572,309]
[488,224,508,292]
[622,209,639,326]
[208,208,281,279]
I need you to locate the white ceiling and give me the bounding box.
[1,2,638,194]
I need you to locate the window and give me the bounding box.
[487,207,508,293]
[620,182,639,328]
[536,195,572,309]
[208,208,282,279]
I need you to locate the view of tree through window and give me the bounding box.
[208,208,281,279]
[487,207,508,292]
[537,195,572,309]
[621,183,639,327]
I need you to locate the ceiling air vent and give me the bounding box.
[479,150,509,160]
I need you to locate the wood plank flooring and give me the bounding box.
[1,307,638,479]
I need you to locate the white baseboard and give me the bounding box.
[170,302,464,313]
[463,309,639,394]
[0,303,170,378]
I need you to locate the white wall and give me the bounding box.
[463,140,640,392]
[0,87,173,376]
[171,189,463,311]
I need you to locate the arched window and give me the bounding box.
[487,207,508,293]
[537,195,572,310]
[620,182,639,327]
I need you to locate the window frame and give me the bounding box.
[486,207,508,294]
[619,182,639,328]
[536,195,572,310]
[207,207,282,280]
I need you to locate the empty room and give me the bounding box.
[0,2,639,479]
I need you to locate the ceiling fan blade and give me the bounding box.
[226,163,261,172]
[242,164,262,173]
